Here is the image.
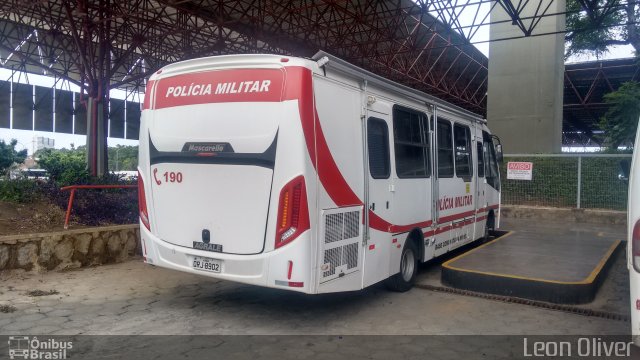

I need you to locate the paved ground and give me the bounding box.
[0,219,630,337]
[0,258,629,336]
[0,218,634,359]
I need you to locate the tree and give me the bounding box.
[565,0,640,148]
[600,81,640,148]
[565,0,639,58]
[0,139,27,175]
[36,147,89,186]
[108,145,138,171]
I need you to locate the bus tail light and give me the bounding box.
[275,176,309,249]
[633,219,640,272]
[138,171,151,231]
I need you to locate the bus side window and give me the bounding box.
[367,118,391,179]
[453,124,472,180]
[477,142,485,178]
[437,119,454,178]
[392,106,430,178]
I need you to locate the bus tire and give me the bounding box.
[385,240,418,292]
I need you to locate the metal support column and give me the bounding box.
[85,93,108,177]
[577,156,582,209]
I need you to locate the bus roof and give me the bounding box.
[312,51,485,123]
[149,54,315,82]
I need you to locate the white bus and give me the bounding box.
[10,168,48,181]
[137,52,502,294]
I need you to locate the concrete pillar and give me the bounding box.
[487,0,566,153]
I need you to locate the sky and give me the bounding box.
[0,6,636,156]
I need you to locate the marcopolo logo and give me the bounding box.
[8,336,73,359]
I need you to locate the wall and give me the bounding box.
[501,205,626,225]
[0,224,141,271]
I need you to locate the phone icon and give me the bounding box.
[153,168,162,185]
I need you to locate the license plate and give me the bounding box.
[192,256,222,273]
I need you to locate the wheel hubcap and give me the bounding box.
[400,248,415,282]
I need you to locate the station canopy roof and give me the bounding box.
[563,58,640,146]
[0,0,488,115]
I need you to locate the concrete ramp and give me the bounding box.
[441,231,621,304]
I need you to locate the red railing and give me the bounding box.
[60,185,138,229]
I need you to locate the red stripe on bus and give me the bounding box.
[143,80,155,110]
[437,210,476,223]
[422,214,490,238]
[476,205,499,214]
[284,67,317,165]
[390,220,433,233]
[435,226,452,235]
[289,67,432,234]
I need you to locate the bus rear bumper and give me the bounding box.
[139,222,313,293]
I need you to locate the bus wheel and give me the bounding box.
[385,240,418,292]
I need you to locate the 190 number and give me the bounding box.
[163,171,183,183]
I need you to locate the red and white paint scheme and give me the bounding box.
[137,52,502,294]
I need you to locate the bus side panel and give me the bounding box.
[312,75,366,294]
[265,101,319,293]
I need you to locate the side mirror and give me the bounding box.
[491,134,504,163]
[495,144,504,163]
[619,159,631,183]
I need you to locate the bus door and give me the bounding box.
[474,130,487,240]
[362,102,394,287]
[452,121,475,250]
[386,105,432,268]
[483,131,502,228]
[435,117,475,254]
